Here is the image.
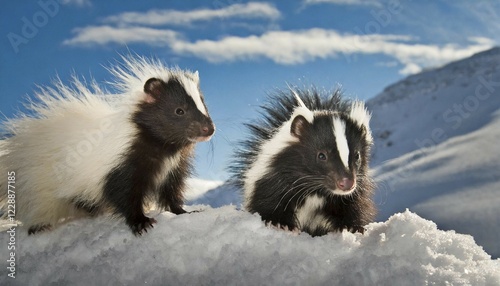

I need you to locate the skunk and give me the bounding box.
[0,56,215,235]
[231,87,375,235]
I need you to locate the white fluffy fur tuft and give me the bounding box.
[349,100,372,142]
[0,55,197,228]
[109,55,204,114]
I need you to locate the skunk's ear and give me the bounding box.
[143,78,165,103]
[290,115,309,138]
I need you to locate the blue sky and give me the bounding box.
[1,0,499,180]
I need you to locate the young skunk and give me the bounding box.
[231,87,376,236]
[0,56,215,235]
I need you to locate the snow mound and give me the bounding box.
[187,181,241,208]
[184,178,225,202]
[1,209,498,285]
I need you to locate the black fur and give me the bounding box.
[72,199,101,216]
[231,87,376,236]
[103,76,214,235]
[28,224,52,235]
[157,146,194,215]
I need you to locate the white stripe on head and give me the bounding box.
[332,117,349,169]
[178,74,208,116]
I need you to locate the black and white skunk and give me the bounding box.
[231,87,376,236]
[0,56,215,235]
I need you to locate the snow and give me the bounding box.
[184,178,225,202]
[187,181,241,208]
[373,113,500,257]
[368,47,500,165]
[1,208,499,285]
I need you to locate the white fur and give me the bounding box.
[296,106,314,123]
[295,195,331,232]
[288,85,307,109]
[178,75,207,116]
[349,100,373,142]
[333,117,349,169]
[153,151,184,189]
[0,56,194,228]
[331,184,357,196]
[243,106,314,208]
[110,55,205,115]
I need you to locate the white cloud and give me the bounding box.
[304,0,382,8]
[398,62,421,75]
[63,25,495,75]
[103,2,280,26]
[169,29,494,74]
[170,29,393,64]
[62,26,178,46]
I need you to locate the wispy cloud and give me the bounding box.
[169,29,494,74]
[62,0,497,76]
[64,26,494,75]
[62,26,178,46]
[102,2,280,26]
[170,29,407,64]
[303,0,382,8]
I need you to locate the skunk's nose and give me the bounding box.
[337,177,355,191]
[195,124,215,142]
[201,125,215,137]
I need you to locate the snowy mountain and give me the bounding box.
[368,47,500,164]
[366,47,500,258]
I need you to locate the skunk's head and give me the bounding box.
[262,92,372,197]
[133,72,215,145]
[286,102,372,196]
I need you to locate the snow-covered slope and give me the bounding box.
[368,47,500,165]
[184,178,225,202]
[187,181,241,208]
[373,111,500,258]
[1,209,499,285]
[367,47,500,258]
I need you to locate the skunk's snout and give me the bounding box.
[201,124,215,137]
[336,177,355,191]
[194,119,215,142]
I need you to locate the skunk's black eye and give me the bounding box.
[354,151,361,163]
[175,108,185,116]
[317,152,327,161]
